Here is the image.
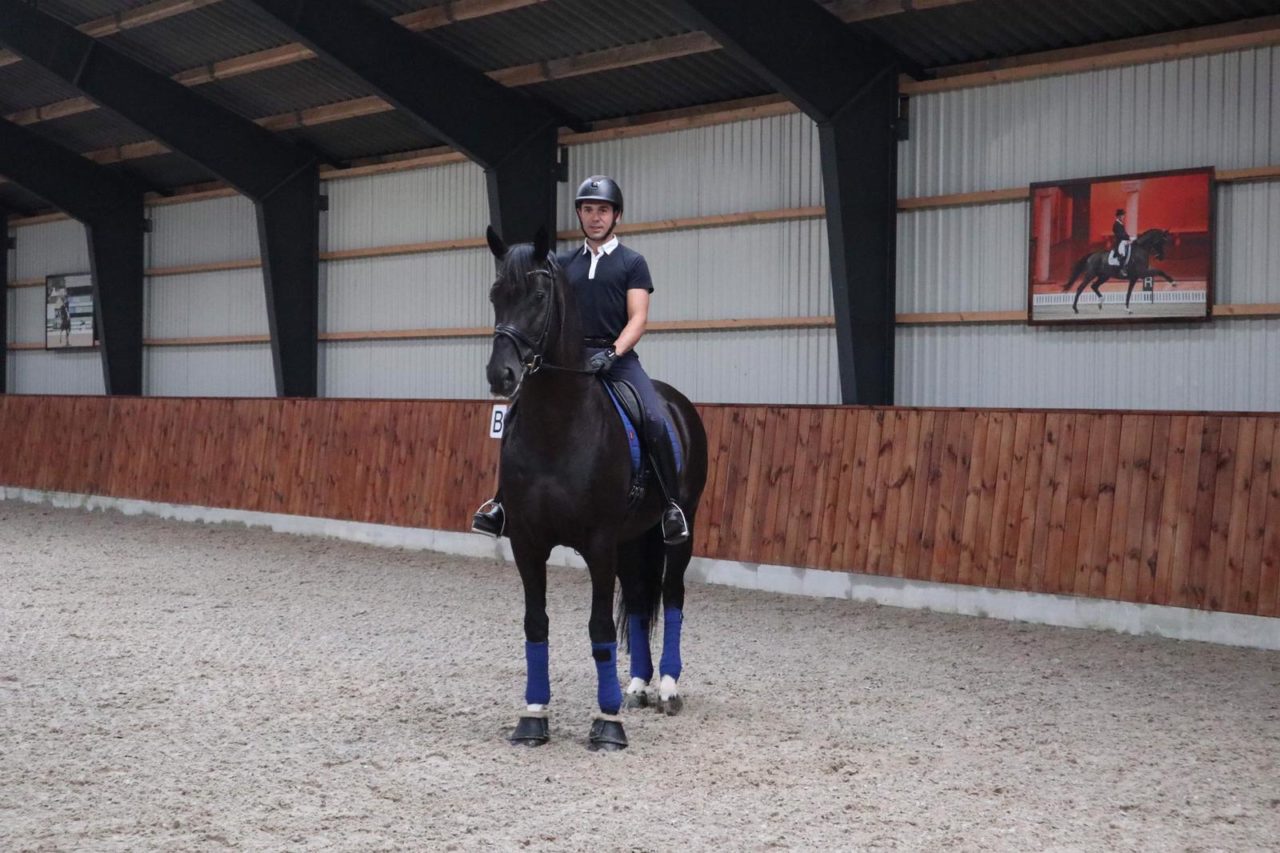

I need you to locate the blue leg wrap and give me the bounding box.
[525,641,550,706]
[592,642,622,715]
[659,608,683,681]
[627,615,654,683]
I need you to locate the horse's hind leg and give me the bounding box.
[656,518,695,716]
[616,528,664,708]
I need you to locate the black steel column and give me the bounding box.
[819,67,900,405]
[87,199,146,396]
[257,166,320,398]
[1,207,9,393]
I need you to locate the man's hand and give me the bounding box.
[588,348,618,375]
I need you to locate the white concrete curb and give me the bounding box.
[5,486,1277,651]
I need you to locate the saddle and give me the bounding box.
[600,377,648,508]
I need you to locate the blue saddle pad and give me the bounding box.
[602,382,642,478]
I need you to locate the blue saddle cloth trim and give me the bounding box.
[602,382,642,477]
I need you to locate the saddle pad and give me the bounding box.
[601,381,642,477]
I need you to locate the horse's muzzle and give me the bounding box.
[488,364,517,398]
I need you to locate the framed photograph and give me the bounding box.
[1027,166,1214,325]
[45,273,97,349]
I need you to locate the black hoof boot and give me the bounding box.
[510,715,549,746]
[587,717,628,752]
[659,694,684,716]
[624,690,649,710]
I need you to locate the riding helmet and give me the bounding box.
[575,175,624,213]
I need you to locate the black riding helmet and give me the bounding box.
[575,176,624,213]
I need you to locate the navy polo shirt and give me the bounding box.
[558,238,653,341]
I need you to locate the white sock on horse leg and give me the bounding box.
[659,674,678,701]
[625,677,648,695]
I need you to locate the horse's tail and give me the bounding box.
[1060,255,1090,292]
[614,525,665,653]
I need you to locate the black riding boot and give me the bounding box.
[647,437,690,546]
[472,496,505,538]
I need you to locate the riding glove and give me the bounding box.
[588,347,618,374]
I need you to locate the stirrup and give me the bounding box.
[471,500,505,538]
[661,502,690,545]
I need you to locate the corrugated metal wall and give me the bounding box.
[6,46,1277,409]
[897,45,1280,411]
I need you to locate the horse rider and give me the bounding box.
[472,175,691,545]
[1111,208,1132,276]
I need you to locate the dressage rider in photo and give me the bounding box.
[473,175,691,546]
[1111,208,1132,276]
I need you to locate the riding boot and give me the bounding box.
[647,435,690,546]
[472,495,505,538]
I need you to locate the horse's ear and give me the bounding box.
[486,226,507,259]
[533,225,550,262]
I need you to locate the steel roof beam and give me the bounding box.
[665,0,902,405]
[0,118,144,395]
[0,0,321,398]
[243,0,562,243]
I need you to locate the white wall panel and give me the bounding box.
[13,220,88,279]
[897,318,1280,412]
[322,338,492,399]
[9,350,103,395]
[324,162,488,253]
[624,219,830,322]
[323,249,493,333]
[12,286,47,345]
[637,328,840,405]
[901,46,1280,197]
[897,201,1027,314]
[1216,180,1280,305]
[561,112,823,227]
[145,270,269,338]
[144,345,274,397]
[149,195,259,268]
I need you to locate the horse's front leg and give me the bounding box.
[583,537,627,751]
[510,537,552,747]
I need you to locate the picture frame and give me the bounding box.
[1027,166,1215,326]
[45,273,97,349]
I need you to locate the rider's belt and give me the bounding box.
[583,337,614,348]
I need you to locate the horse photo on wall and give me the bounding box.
[44,273,97,349]
[1027,167,1214,325]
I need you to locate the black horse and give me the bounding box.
[483,226,708,751]
[1061,228,1176,313]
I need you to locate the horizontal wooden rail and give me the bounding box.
[2,396,1275,618]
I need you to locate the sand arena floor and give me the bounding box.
[1,500,1278,851]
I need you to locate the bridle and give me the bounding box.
[491,264,593,395]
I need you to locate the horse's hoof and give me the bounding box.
[587,718,628,751]
[659,694,684,716]
[510,715,549,747]
[624,691,649,710]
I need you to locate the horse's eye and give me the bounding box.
[534,290,547,303]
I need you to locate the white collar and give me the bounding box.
[583,235,619,256]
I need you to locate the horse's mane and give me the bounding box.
[1136,227,1168,243]
[498,242,584,367]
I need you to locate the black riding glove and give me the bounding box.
[588,347,618,375]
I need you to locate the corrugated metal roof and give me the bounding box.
[285,111,441,162]
[859,0,1280,68]
[100,0,297,77]
[113,152,218,191]
[197,57,378,120]
[0,63,84,114]
[27,108,151,152]
[419,0,692,71]
[30,0,159,28]
[528,52,770,122]
[0,183,50,216]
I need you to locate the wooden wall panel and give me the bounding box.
[1,396,1277,618]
